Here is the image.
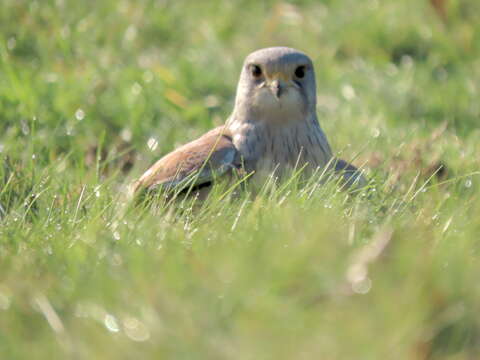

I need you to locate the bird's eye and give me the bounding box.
[251,65,262,78]
[295,66,305,79]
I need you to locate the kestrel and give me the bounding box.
[131,47,365,195]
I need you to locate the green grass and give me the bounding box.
[1,0,480,358]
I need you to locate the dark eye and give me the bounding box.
[251,65,262,78]
[295,66,305,78]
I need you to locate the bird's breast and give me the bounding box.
[229,120,332,182]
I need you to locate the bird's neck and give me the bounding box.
[226,113,332,178]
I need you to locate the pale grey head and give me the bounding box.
[232,47,317,123]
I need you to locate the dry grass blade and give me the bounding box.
[346,227,394,294]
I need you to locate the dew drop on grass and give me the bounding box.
[44,245,53,255]
[341,84,356,101]
[75,108,85,121]
[124,25,137,42]
[131,82,142,95]
[352,277,372,294]
[104,314,120,333]
[123,317,150,342]
[65,124,74,136]
[147,137,158,151]
[120,128,132,142]
[465,179,472,188]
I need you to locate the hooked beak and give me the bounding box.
[269,79,283,100]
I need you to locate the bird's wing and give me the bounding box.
[332,158,367,188]
[130,126,238,193]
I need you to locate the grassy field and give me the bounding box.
[1,0,480,358]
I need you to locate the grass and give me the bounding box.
[1,0,480,358]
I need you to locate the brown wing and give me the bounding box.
[130,126,238,194]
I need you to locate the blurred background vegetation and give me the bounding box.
[0,0,479,359]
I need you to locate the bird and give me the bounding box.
[130,47,365,196]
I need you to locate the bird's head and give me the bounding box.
[233,47,317,123]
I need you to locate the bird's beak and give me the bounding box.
[269,79,284,100]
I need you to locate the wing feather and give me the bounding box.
[332,158,367,188]
[130,126,237,194]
